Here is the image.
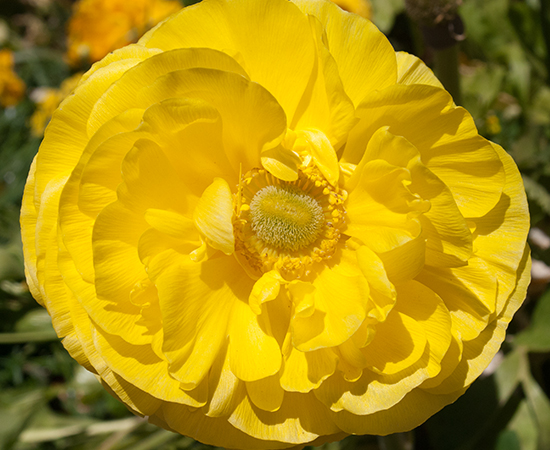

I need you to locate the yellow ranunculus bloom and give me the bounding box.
[21,0,530,448]
[0,49,25,108]
[66,0,181,66]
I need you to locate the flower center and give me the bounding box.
[234,167,347,279]
[249,185,324,252]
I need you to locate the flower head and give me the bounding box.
[0,49,25,108]
[21,0,530,448]
[66,0,181,66]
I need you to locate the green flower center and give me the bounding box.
[249,185,324,251]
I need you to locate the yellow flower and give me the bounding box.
[21,0,530,448]
[30,73,83,136]
[66,0,181,66]
[485,113,502,135]
[0,49,25,108]
[331,0,372,19]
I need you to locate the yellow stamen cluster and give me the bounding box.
[234,167,347,280]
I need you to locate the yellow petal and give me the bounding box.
[229,392,341,444]
[158,399,295,450]
[361,310,427,375]
[315,347,432,416]
[249,270,285,315]
[140,0,317,123]
[34,46,157,197]
[260,145,301,182]
[292,0,397,106]
[77,124,147,218]
[20,158,41,304]
[425,246,530,395]
[396,280,453,378]
[294,129,340,185]
[92,201,148,304]
[290,15,356,148]
[290,264,370,352]
[92,324,206,406]
[472,143,530,315]
[138,68,287,172]
[193,177,235,255]
[330,385,466,435]
[280,347,339,393]
[144,208,195,239]
[59,235,156,348]
[140,97,238,189]
[396,51,444,88]
[409,157,473,267]
[416,256,497,341]
[138,231,201,275]
[79,44,162,84]
[355,245,396,322]
[229,299,282,382]
[156,255,250,389]
[345,84,505,218]
[206,342,243,418]
[60,109,145,283]
[87,47,248,136]
[246,375,285,412]
[346,159,423,254]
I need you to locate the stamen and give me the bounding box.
[249,185,324,252]
[234,167,346,280]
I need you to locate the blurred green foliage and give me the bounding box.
[1,0,550,449]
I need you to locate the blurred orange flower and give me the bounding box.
[331,0,372,19]
[0,49,26,108]
[66,0,182,66]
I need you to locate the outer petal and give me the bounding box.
[472,143,530,315]
[292,0,397,106]
[330,385,466,435]
[396,51,444,88]
[87,47,249,135]
[229,392,341,444]
[345,84,505,219]
[140,0,317,123]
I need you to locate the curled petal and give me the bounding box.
[194,178,235,255]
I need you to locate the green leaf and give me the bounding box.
[508,2,545,63]
[496,429,522,450]
[494,350,522,403]
[508,400,538,450]
[121,429,180,450]
[522,175,550,217]
[14,308,54,333]
[0,388,48,450]
[515,288,550,351]
[522,373,550,450]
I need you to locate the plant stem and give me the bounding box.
[434,44,462,105]
[540,0,550,83]
[0,330,59,344]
